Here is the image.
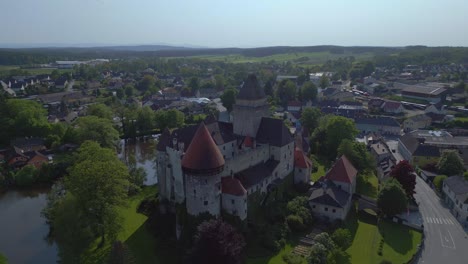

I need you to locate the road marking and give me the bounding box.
[441,218,447,224]
[447,219,454,225]
[435,218,440,224]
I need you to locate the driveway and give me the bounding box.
[414,176,468,264]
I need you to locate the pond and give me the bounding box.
[0,138,158,263]
[0,187,57,264]
[119,138,158,186]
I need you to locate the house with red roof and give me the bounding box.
[382,101,404,114]
[308,155,358,221]
[294,148,313,184]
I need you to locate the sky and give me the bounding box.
[1,0,467,48]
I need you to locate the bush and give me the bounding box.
[286,214,305,232]
[331,228,352,250]
[14,165,38,186]
[433,175,447,193]
[282,252,303,264]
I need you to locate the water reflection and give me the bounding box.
[119,138,158,186]
[0,188,58,264]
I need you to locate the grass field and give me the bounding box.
[247,237,306,264]
[0,65,71,76]
[186,51,374,65]
[311,162,326,182]
[356,172,379,199]
[345,211,422,264]
[81,185,176,264]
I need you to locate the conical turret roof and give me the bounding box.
[182,122,225,175]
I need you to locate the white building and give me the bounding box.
[156,74,296,221]
[308,155,357,221]
[443,176,468,226]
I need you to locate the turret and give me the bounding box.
[182,123,225,216]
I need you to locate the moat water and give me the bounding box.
[0,139,158,263]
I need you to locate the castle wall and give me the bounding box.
[232,98,270,137]
[294,167,311,184]
[271,142,295,179]
[219,140,237,160]
[221,193,247,220]
[221,144,270,177]
[185,173,221,216]
[167,147,185,203]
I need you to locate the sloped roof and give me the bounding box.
[237,74,265,100]
[256,117,294,147]
[309,182,350,208]
[355,117,400,127]
[236,160,279,189]
[181,123,225,174]
[383,101,402,110]
[399,134,419,154]
[325,155,357,184]
[413,144,440,157]
[222,177,247,196]
[444,176,468,195]
[294,149,312,169]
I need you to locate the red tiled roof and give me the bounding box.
[222,177,247,196]
[288,101,302,107]
[325,155,357,184]
[294,149,312,169]
[244,136,253,148]
[383,101,402,110]
[181,123,225,174]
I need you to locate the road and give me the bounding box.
[414,176,468,264]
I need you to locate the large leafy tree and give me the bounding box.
[220,88,238,112]
[300,81,318,102]
[377,178,408,216]
[300,107,321,132]
[276,80,297,107]
[331,228,352,250]
[65,141,130,246]
[390,160,416,197]
[190,219,246,264]
[437,150,464,176]
[313,116,358,160]
[338,139,375,171]
[86,103,113,120]
[75,116,120,148]
[0,99,50,145]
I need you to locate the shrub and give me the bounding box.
[331,228,352,250]
[433,175,447,193]
[14,165,38,186]
[282,252,303,264]
[286,214,305,232]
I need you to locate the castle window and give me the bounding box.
[232,151,234,157]
[232,142,234,147]
[223,146,226,150]
[332,209,336,213]
[324,207,328,211]
[204,201,208,206]
[231,199,235,205]
[194,189,196,195]
[312,205,316,209]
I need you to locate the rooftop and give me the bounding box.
[237,74,265,100]
[325,155,357,184]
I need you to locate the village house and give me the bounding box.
[443,176,468,226]
[355,117,401,136]
[403,114,432,132]
[308,155,357,221]
[381,101,405,114]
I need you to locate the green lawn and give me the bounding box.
[81,185,176,264]
[0,65,71,76]
[311,163,326,182]
[247,238,306,264]
[345,211,422,264]
[356,172,379,199]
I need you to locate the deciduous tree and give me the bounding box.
[300,81,318,102]
[190,219,246,264]
[437,150,464,176]
[75,116,120,148]
[300,107,321,132]
[377,178,408,216]
[220,88,238,112]
[390,160,416,197]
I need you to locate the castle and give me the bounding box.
[156,74,310,220]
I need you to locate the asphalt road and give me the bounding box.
[415,176,468,264]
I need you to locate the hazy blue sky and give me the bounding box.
[1,0,467,48]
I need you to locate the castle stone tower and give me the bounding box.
[182,123,225,217]
[232,74,270,137]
